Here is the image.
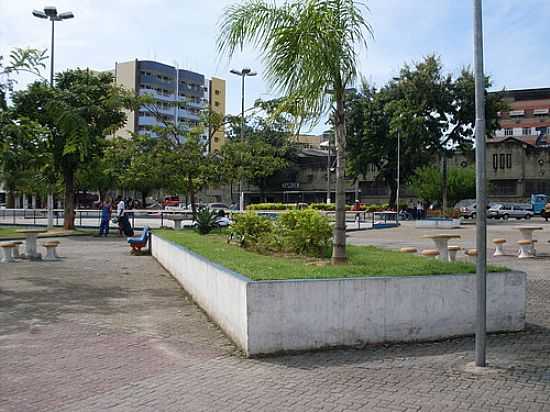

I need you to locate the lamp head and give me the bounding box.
[58,11,74,20]
[32,9,48,19]
[43,6,58,17]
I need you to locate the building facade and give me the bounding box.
[113,59,225,148]
[237,88,550,206]
[488,87,550,200]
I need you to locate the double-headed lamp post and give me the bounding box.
[230,68,257,211]
[33,6,74,229]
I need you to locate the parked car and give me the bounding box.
[488,203,533,220]
[162,196,180,208]
[208,203,230,212]
[455,199,477,219]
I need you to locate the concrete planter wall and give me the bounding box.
[152,234,526,356]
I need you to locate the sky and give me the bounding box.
[1,0,549,133]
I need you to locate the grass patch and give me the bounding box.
[0,226,94,240]
[155,229,508,281]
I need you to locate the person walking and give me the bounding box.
[416,200,424,220]
[99,198,112,237]
[116,196,125,237]
[543,201,550,222]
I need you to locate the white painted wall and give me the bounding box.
[152,235,249,353]
[247,272,526,354]
[152,235,526,356]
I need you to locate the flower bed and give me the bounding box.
[152,231,526,356]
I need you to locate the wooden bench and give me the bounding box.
[399,247,417,254]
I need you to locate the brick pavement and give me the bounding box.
[1,235,549,412]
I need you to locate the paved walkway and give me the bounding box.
[1,236,549,412]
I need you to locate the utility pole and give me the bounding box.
[473,0,488,368]
[33,6,74,230]
[230,68,257,211]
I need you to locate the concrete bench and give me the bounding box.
[493,239,506,257]
[42,241,60,261]
[12,241,23,258]
[1,243,17,263]
[464,249,478,262]
[421,249,440,259]
[448,246,461,262]
[517,240,532,259]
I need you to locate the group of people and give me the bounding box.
[98,197,134,237]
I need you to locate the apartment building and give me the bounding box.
[113,59,226,148]
[488,87,550,198]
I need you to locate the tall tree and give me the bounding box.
[218,0,372,263]
[12,69,131,229]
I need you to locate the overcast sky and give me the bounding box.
[1,0,549,132]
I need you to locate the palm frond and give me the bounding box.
[218,0,373,124]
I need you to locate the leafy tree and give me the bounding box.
[346,56,505,207]
[0,48,47,106]
[409,165,476,207]
[12,69,131,229]
[218,0,372,263]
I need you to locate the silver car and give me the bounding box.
[488,203,533,220]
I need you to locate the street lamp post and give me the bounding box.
[396,128,400,222]
[473,0,488,368]
[32,6,74,229]
[230,68,257,212]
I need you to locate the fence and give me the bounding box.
[0,208,399,231]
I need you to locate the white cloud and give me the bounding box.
[1,0,549,132]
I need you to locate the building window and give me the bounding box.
[492,154,498,170]
[214,101,220,107]
[504,128,513,136]
[523,127,531,135]
[490,181,516,196]
[506,153,512,169]
[215,90,220,95]
[499,154,505,169]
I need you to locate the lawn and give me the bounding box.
[155,229,507,281]
[0,227,22,239]
[0,226,94,240]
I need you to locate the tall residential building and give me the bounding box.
[209,77,226,151]
[488,87,550,198]
[113,59,225,147]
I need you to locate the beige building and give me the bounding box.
[209,77,226,151]
[113,59,225,148]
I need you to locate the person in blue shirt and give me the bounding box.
[99,199,112,237]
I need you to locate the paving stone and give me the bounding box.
[0,235,549,412]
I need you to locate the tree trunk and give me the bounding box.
[7,191,15,208]
[64,171,76,230]
[387,178,397,209]
[331,95,347,264]
[141,190,148,208]
[441,155,449,211]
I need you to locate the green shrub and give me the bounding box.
[247,203,297,211]
[231,211,273,245]
[309,203,335,211]
[194,208,218,235]
[279,209,333,257]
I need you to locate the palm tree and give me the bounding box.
[218,0,372,263]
